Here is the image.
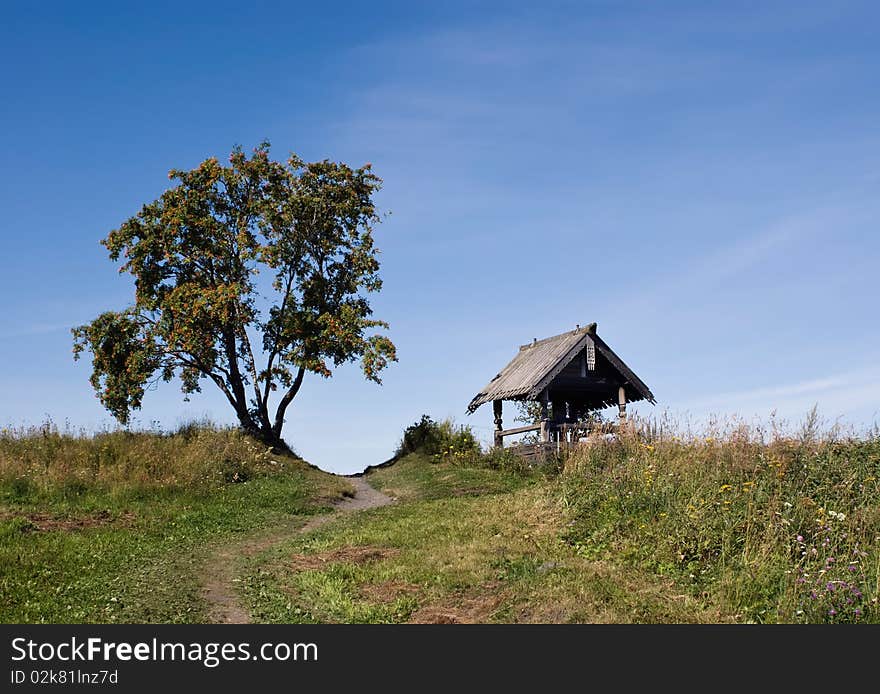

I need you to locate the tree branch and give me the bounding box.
[167,350,237,410]
[238,324,268,429]
[262,269,295,404]
[220,327,252,424]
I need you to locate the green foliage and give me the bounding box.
[396,415,481,461]
[72,143,396,447]
[396,415,439,456]
[481,446,560,477]
[514,401,544,426]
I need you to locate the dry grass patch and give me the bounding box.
[290,546,399,571]
[0,509,137,532]
[408,582,508,624]
[358,580,421,604]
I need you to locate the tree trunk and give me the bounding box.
[229,409,287,452]
[272,366,305,439]
[235,410,261,438]
[249,427,293,454]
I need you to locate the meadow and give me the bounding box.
[559,414,879,623]
[0,420,349,622]
[241,414,879,624]
[1,414,877,623]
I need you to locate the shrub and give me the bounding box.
[396,415,481,462]
[481,446,560,476]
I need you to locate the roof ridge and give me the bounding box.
[518,322,596,350]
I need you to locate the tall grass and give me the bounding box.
[0,419,290,502]
[0,420,347,623]
[559,413,880,623]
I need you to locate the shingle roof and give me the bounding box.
[466,323,655,413]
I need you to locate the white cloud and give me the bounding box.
[677,365,880,425]
[0,322,73,340]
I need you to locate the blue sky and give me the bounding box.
[1,1,878,473]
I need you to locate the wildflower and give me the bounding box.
[719,484,732,493]
[855,609,862,616]
[796,535,804,543]
[826,582,835,592]
[829,609,837,616]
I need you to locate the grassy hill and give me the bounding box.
[240,420,879,624]
[0,422,349,623]
[2,417,877,623]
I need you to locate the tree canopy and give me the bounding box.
[73,142,397,449]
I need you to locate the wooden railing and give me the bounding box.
[493,420,621,458]
[493,423,542,448]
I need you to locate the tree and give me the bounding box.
[73,142,397,451]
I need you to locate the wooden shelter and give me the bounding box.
[467,323,655,448]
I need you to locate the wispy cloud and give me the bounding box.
[0,322,74,341]
[614,194,876,314]
[678,365,880,422]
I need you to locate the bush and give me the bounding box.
[394,414,555,477]
[481,447,552,475]
[396,415,481,462]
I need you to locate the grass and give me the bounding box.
[364,450,532,502]
[239,452,717,623]
[4,414,877,624]
[240,416,879,624]
[559,423,880,623]
[0,421,349,623]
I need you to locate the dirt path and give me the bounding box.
[201,475,392,624]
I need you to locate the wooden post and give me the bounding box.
[540,390,550,442]
[618,386,627,424]
[493,399,503,448]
